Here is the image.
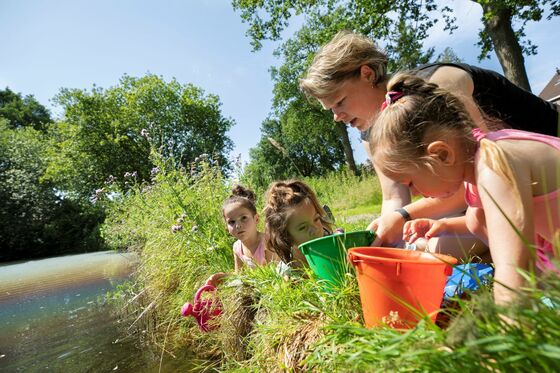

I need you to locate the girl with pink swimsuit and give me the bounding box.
[369,73,560,306]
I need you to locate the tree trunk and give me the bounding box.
[335,122,359,176]
[480,3,532,92]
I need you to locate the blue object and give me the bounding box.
[444,264,494,299]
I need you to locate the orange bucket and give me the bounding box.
[347,247,457,328]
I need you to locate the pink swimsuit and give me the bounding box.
[233,236,267,267]
[465,128,560,271]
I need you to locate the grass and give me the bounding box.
[102,162,560,372]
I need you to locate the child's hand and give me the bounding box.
[206,272,227,287]
[402,218,446,243]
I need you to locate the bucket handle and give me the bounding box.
[349,255,402,276]
[195,284,216,302]
[348,252,453,277]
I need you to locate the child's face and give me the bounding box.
[376,140,465,198]
[286,199,324,247]
[223,202,259,242]
[383,162,464,199]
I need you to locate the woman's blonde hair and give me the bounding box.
[370,73,521,208]
[263,180,331,263]
[299,30,388,99]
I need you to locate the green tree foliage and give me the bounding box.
[244,110,345,188]
[0,120,104,262]
[0,87,53,131]
[436,47,464,63]
[232,0,559,91]
[44,74,234,198]
[243,29,352,186]
[236,3,437,179]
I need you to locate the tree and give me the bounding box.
[244,102,347,188]
[0,120,104,262]
[268,26,363,176]
[236,2,438,174]
[436,47,464,63]
[0,87,53,131]
[232,0,560,91]
[45,74,234,198]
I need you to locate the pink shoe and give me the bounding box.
[180,282,222,332]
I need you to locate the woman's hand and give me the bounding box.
[402,218,447,243]
[368,211,408,247]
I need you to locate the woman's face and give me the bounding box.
[286,199,325,247]
[317,65,386,132]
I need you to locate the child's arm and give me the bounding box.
[206,272,227,286]
[477,164,534,305]
[264,247,280,264]
[403,216,470,243]
[234,248,244,272]
[371,184,468,246]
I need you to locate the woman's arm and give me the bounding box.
[363,139,411,213]
[370,184,468,246]
[264,247,280,264]
[365,140,411,244]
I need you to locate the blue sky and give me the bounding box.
[1,0,559,165]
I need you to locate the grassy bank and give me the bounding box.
[102,162,560,371]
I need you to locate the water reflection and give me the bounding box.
[0,251,192,372]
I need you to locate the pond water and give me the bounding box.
[0,251,192,372]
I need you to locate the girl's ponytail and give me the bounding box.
[385,73,439,100]
[477,138,522,215]
[223,185,257,216]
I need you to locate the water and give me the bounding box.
[0,251,191,372]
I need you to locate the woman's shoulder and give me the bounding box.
[428,65,474,96]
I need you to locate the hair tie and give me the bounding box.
[380,91,405,111]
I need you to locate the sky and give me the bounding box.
[1,0,559,165]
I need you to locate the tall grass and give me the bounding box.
[102,158,235,355]
[102,164,560,372]
[305,169,382,220]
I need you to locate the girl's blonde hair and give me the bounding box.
[222,184,257,217]
[299,30,388,99]
[370,73,520,208]
[263,180,331,263]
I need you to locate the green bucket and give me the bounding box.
[299,230,376,284]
